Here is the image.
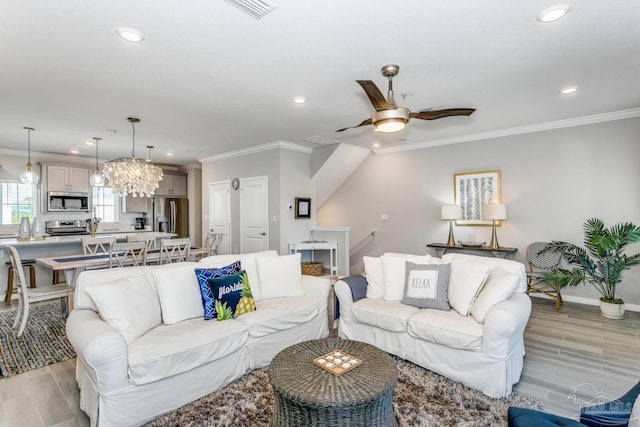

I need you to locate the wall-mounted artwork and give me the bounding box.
[454,170,501,226]
[295,197,311,219]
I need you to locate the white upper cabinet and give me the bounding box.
[156,173,187,196]
[47,165,90,193]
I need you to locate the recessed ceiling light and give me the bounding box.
[538,4,571,23]
[70,148,80,154]
[116,27,145,42]
[560,85,578,95]
[372,143,381,148]
[165,152,174,157]
[292,96,306,104]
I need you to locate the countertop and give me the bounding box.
[0,231,176,247]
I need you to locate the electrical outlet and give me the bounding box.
[380,214,389,221]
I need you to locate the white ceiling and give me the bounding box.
[1,1,639,167]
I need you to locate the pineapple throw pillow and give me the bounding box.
[208,270,256,321]
[195,261,241,320]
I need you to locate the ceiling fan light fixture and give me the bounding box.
[372,108,410,133]
[537,4,571,23]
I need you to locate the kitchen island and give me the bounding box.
[1,232,176,301]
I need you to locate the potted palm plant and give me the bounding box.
[540,218,640,319]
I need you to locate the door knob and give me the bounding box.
[259,232,266,236]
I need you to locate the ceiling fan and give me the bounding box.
[337,64,475,133]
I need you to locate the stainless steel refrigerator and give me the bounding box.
[153,197,189,238]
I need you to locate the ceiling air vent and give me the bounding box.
[225,0,276,19]
[304,135,340,146]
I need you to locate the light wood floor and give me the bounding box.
[1,297,638,426]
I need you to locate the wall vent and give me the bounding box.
[225,0,276,19]
[304,135,340,146]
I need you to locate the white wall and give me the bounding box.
[318,117,640,306]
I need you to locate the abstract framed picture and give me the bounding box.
[453,170,501,226]
[295,197,311,219]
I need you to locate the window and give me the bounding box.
[91,187,119,223]
[0,183,36,225]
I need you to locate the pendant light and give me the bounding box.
[89,137,105,187]
[20,127,40,185]
[102,117,163,197]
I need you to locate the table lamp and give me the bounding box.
[441,204,462,246]
[482,203,507,249]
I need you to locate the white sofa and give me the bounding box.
[66,250,330,427]
[334,252,531,398]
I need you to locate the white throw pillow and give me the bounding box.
[382,253,432,301]
[154,265,204,325]
[87,277,161,343]
[363,256,384,299]
[256,253,304,299]
[447,259,490,316]
[470,267,520,323]
[629,394,640,427]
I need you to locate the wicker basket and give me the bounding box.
[301,261,324,276]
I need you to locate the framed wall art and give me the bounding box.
[453,170,501,226]
[295,197,311,219]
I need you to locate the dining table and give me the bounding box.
[36,247,209,289]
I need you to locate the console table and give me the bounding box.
[427,243,518,259]
[289,241,338,276]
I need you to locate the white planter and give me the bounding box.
[600,300,625,319]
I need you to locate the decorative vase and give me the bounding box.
[600,300,625,319]
[31,216,44,238]
[18,217,31,239]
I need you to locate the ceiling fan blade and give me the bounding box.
[410,108,476,120]
[357,80,393,111]
[336,118,373,132]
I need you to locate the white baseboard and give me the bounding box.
[530,293,640,312]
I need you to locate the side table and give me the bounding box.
[268,338,397,426]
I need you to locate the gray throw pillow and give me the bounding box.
[402,261,451,310]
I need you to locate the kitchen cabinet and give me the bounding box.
[47,165,90,193]
[121,194,148,213]
[156,172,187,196]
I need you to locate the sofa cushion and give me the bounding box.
[351,298,419,333]
[127,317,249,385]
[442,253,527,292]
[470,267,521,323]
[237,295,319,338]
[381,253,432,301]
[447,258,490,316]
[363,256,384,299]
[154,264,204,325]
[195,261,242,320]
[209,270,256,320]
[86,277,162,343]
[402,262,451,310]
[198,250,279,301]
[407,308,483,351]
[256,253,304,299]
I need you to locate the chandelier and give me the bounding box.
[102,117,163,197]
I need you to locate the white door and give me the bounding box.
[240,176,268,253]
[208,181,231,255]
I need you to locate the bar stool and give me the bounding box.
[5,259,36,304]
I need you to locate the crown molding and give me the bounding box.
[374,108,640,155]
[199,141,312,163]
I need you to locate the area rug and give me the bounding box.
[145,356,541,427]
[0,300,76,377]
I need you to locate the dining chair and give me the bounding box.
[109,241,148,268]
[126,234,155,250]
[159,237,191,264]
[195,232,223,261]
[82,235,115,254]
[6,246,73,337]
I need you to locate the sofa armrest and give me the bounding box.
[66,309,129,394]
[482,292,531,359]
[301,275,331,309]
[334,280,356,322]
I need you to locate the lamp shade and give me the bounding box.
[441,204,462,220]
[482,203,507,220]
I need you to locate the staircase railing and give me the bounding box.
[350,229,376,253]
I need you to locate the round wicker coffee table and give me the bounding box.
[268,338,398,427]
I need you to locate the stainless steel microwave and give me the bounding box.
[47,192,90,212]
